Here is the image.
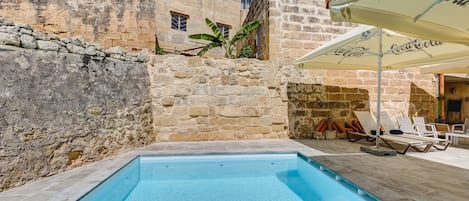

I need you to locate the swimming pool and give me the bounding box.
[78,153,380,201]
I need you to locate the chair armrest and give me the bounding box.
[451,124,465,133]
[413,123,438,138]
[413,123,437,131]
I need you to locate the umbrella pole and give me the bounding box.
[376,28,383,149]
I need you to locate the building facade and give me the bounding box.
[0,0,249,55]
[242,0,439,132]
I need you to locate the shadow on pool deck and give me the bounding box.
[296,139,469,201]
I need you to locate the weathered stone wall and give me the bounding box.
[0,0,243,54]
[155,0,242,56]
[148,56,436,140]
[240,0,356,64]
[0,17,146,62]
[256,0,354,64]
[0,0,157,50]
[288,83,370,137]
[148,55,290,141]
[0,45,152,191]
[287,69,437,138]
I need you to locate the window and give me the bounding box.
[217,23,231,39]
[241,0,252,9]
[170,12,188,31]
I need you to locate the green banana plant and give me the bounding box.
[189,18,261,58]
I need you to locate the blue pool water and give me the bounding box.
[78,153,380,201]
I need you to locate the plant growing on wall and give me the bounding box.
[239,45,253,58]
[189,18,261,58]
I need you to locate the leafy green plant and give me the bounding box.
[189,18,261,58]
[155,46,166,55]
[239,45,253,58]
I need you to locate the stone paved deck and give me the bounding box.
[1,139,469,201]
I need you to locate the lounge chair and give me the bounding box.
[354,111,433,154]
[346,111,377,142]
[447,118,469,145]
[381,112,449,151]
[451,118,469,134]
[413,117,447,138]
[396,117,419,135]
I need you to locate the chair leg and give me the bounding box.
[433,142,450,151]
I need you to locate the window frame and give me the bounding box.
[216,23,231,39]
[170,11,189,31]
[241,0,252,9]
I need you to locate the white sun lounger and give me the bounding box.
[352,111,433,154]
[380,112,449,151]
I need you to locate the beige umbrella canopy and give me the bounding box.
[295,25,469,70]
[295,25,469,148]
[328,0,469,45]
[420,59,469,74]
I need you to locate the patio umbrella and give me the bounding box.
[328,0,469,45]
[294,25,469,148]
[420,59,469,74]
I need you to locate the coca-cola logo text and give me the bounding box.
[333,47,368,57]
[390,40,443,55]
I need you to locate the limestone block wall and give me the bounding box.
[148,55,436,140]
[0,45,152,191]
[148,55,290,141]
[287,83,370,137]
[287,69,437,138]
[155,0,242,55]
[0,0,244,54]
[269,0,357,64]
[241,0,356,64]
[0,0,157,50]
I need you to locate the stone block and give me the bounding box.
[244,126,271,135]
[282,23,301,31]
[221,125,242,130]
[66,43,86,54]
[187,56,203,66]
[189,106,209,116]
[157,117,177,126]
[246,134,265,139]
[281,5,299,12]
[174,71,192,78]
[0,32,20,46]
[272,116,285,124]
[346,94,366,101]
[20,34,37,49]
[161,96,174,106]
[342,88,358,93]
[219,106,262,117]
[170,133,209,141]
[208,132,235,141]
[37,40,60,51]
[289,15,304,22]
[328,94,345,101]
[281,40,301,48]
[209,117,237,125]
[303,26,322,33]
[272,124,285,132]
